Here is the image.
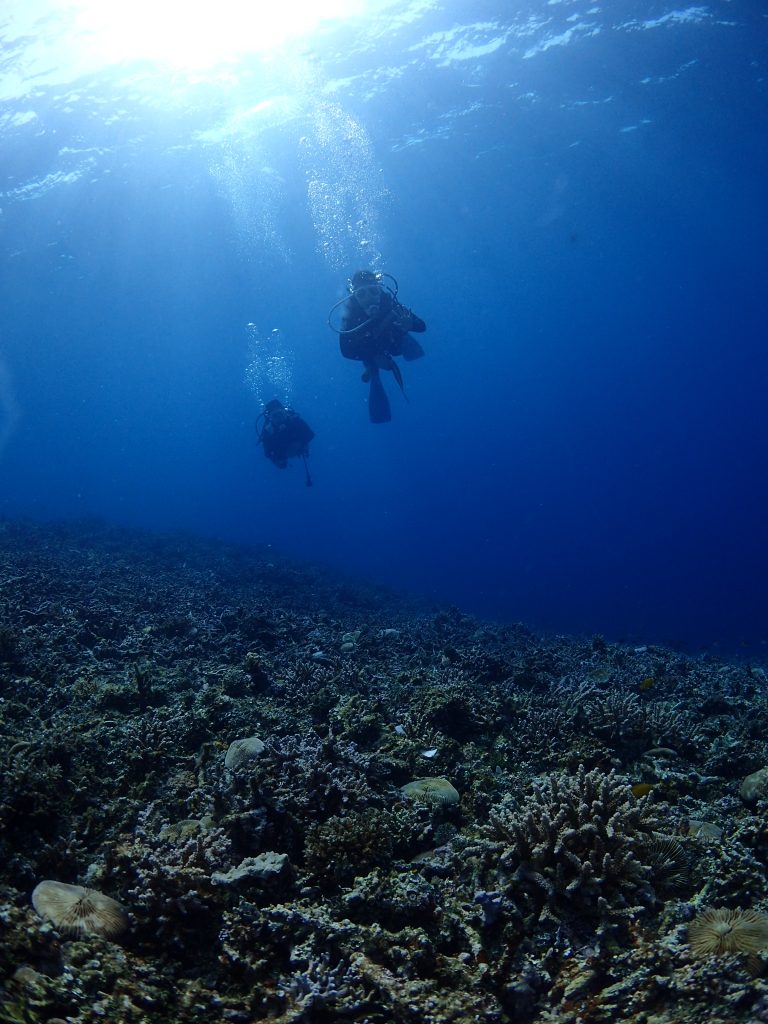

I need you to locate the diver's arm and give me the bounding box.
[392,301,425,332]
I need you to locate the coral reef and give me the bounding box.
[488,765,668,933]
[1,519,768,1023]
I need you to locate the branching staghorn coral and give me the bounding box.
[490,765,667,924]
[581,688,704,757]
[304,805,426,888]
[111,803,235,953]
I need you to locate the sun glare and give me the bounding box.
[66,0,368,69]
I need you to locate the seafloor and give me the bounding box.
[1,519,768,1024]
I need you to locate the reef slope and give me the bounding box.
[1,520,768,1023]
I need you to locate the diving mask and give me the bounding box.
[353,283,382,316]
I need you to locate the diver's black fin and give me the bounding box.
[390,359,405,394]
[382,355,409,403]
[368,371,392,423]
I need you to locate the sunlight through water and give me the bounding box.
[1,0,371,85]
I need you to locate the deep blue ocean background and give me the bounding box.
[1,0,766,654]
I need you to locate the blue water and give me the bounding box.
[1,1,766,653]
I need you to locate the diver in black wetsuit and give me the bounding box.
[256,399,315,486]
[330,270,427,423]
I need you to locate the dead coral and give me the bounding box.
[689,826,768,904]
[247,731,384,821]
[400,672,497,742]
[109,804,234,956]
[304,805,426,887]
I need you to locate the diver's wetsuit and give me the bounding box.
[260,403,314,469]
[340,291,426,364]
[340,292,426,422]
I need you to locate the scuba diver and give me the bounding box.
[328,269,427,423]
[256,399,315,487]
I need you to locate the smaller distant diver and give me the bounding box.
[328,269,427,424]
[256,399,315,487]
